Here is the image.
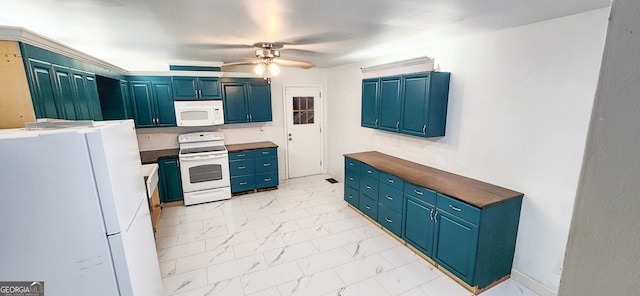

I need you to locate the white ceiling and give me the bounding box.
[0,0,610,71]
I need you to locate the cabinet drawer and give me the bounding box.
[379,172,404,190]
[358,194,378,220]
[378,183,403,213]
[404,182,436,205]
[360,163,380,179]
[345,157,361,171]
[344,185,359,207]
[378,204,402,237]
[229,150,256,160]
[255,171,278,189]
[359,176,379,199]
[229,159,256,176]
[231,175,255,193]
[255,156,278,173]
[437,194,481,225]
[255,148,277,158]
[345,166,360,189]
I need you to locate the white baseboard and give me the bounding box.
[511,270,557,296]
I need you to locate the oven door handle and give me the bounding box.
[179,154,228,162]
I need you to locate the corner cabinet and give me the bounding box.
[172,76,221,100]
[344,152,523,294]
[128,76,176,128]
[221,78,272,123]
[361,71,450,138]
[227,142,279,194]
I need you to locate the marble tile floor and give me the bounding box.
[155,174,540,296]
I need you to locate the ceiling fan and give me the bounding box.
[221,42,314,77]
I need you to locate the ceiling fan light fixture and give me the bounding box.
[268,63,280,76]
[253,63,266,76]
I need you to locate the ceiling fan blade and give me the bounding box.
[221,59,260,67]
[282,32,353,46]
[274,59,313,69]
[186,43,254,50]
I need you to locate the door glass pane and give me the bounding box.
[189,164,222,183]
[292,96,314,125]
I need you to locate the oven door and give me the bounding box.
[178,153,230,193]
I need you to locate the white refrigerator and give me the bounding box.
[0,120,163,296]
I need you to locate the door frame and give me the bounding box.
[282,84,325,179]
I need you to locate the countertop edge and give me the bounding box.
[226,141,278,152]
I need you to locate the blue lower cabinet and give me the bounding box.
[158,158,183,203]
[344,185,359,207]
[358,194,378,220]
[378,183,403,213]
[433,209,479,284]
[403,195,436,256]
[229,147,278,193]
[377,204,402,237]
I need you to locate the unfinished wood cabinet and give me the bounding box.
[0,40,36,128]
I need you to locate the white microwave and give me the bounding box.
[174,100,225,126]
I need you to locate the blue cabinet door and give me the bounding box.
[173,76,198,100]
[248,82,272,122]
[401,73,429,136]
[85,75,103,120]
[27,60,59,119]
[130,81,155,128]
[52,65,77,120]
[378,76,402,131]
[403,195,436,256]
[222,83,249,123]
[361,78,379,128]
[433,210,479,285]
[71,71,91,120]
[158,158,184,203]
[198,77,221,99]
[152,81,176,127]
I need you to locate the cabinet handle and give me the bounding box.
[396,122,399,130]
[264,178,271,182]
[429,208,434,221]
[375,119,378,127]
[423,124,427,135]
[349,163,354,166]
[367,170,372,174]
[413,190,423,195]
[238,166,246,169]
[262,151,269,155]
[249,114,252,121]
[348,194,354,199]
[238,154,245,157]
[240,182,248,185]
[365,185,372,189]
[386,195,393,201]
[263,163,271,167]
[434,211,438,223]
[387,178,394,183]
[246,114,249,121]
[385,217,393,223]
[365,205,371,210]
[449,205,462,212]
[348,177,354,181]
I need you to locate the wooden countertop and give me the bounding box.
[226,141,278,152]
[140,148,179,164]
[344,151,523,208]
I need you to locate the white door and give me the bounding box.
[285,86,323,178]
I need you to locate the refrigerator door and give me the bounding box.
[86,120,148,235]
[0,131,120,295]
[108,199,164,296]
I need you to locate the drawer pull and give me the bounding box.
[365,205,371,210]
[264,178,271,182]
[349,177,354,181]
[262,151,269,155]
[239,182,248,185]
[349,163,354,166]
[429,208,434,221]
[367,170,373,174]
[238,154,245,157]
[385,217,393,223]
[449,205,462,211]
[434,211,438,223]
[386,195,393,201]
[348,194,354,199]
[365,185,372,190]
[238,166,246,169]
[414,190,423,195]
[263,163,271,167]
[387,178,394,183]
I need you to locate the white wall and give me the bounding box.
[559,1,640,294]
[136,67,328,181]
[326,9,609,293]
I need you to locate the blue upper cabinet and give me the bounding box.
[129,77,176,128]
[27,60,59,119]
[173,76,221,100]
[361,78,379,128]
[361,71,450,138]
[378,76,402,132]
[221,78,272,124]
[401,72,450,137]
